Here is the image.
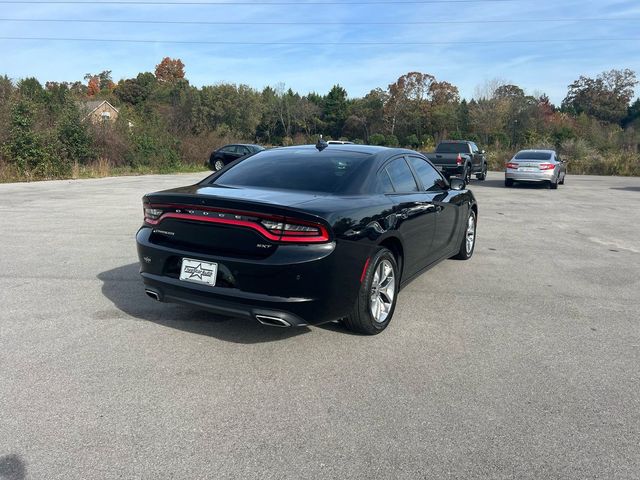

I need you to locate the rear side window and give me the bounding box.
[213,149,370,193]
[385,158,418,193]
[408,157,443,191]
[375,170,395,193]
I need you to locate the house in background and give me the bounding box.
[80,100,119,124]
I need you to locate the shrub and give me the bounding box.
[369,133,385,146]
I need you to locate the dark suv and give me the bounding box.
[209,144,265,171]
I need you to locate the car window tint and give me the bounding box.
[514,151,552,160]
[408,157,443,191]
[385,158,418,192]
[375,170,395,193]
[214,149,370,194]
[219,146,232,153]
[435,143,469,154]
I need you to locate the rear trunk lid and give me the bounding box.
[143,184,331,259]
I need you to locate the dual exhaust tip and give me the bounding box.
[145,289,160,301]
[145,289,291,328]
[255,315,291,328]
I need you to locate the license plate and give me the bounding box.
[520,167,537,172]
[435,165,443,171]
[179,258,218,286]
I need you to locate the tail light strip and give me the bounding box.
[144,204,330,244]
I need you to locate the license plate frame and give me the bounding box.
[179,258,218,287]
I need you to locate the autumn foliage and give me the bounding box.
[155,57,185,83]
[87,77,100,96]
[0,59,639,182]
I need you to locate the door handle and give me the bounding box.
[403,203,435,217]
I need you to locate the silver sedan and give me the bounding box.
[505,149,567,189]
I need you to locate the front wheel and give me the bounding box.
[213,159,226,171]
[452,209,476,260]
[342,248,399,335]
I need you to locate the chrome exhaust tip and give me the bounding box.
[255,315,291,328]
[145,289,160,301]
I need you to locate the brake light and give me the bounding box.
[144,207,163,222]
[506,162,519,169]
[259,218,327,241]
[143,203,329,244]
[539,163,555,170]
[456,154,463,166]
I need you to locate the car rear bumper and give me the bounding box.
[505,170,555,182]
[136,227,367,326]
[437,165,465,176]
[141,272,312,326]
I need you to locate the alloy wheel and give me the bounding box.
[369,259,395,323]
[466,213,476,254]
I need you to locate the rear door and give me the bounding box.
[407,156,459,261]
[470,142,482,170]
[226,145,244,162]
[383,157,437,277]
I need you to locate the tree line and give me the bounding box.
[0,57,638,181]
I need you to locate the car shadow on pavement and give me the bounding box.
[0,454,26,480]
[97,263,311,344]
[611,186,640,192]
[469,178,551,189]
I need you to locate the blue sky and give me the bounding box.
[0,0,639,104]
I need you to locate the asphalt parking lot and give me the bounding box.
[1,171,639,479]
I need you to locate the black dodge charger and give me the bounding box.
[136,144,477,334]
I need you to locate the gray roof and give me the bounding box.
[79,100,119,115]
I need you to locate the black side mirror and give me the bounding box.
[450,178,465,191]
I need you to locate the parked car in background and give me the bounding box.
[209,144,265,171]
[424,140,487,184]
[137,144,478,335]
[505,149,566,189]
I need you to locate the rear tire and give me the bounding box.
[452,209,477,260]
[463,165,472,185]
[342,248,399,335]
[214,159,225,171]
[505,178,514,187]
[550,179,558,189]
[476,162,487,181]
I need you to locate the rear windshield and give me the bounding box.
[514,151,552,160]
[435,143,469,154]
[211,149,370,193]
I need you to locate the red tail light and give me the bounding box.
[143,203,330,244]
[456,154,463,166]
[538,163,555,170]
[259,218,329,243]
[506,162,519,169]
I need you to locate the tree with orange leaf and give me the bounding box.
[155,57,185,84]
[87,76,100,96]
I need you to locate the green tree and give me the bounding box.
[4,100,48,175]
[562,69,638,124]
[324,84,348,138]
